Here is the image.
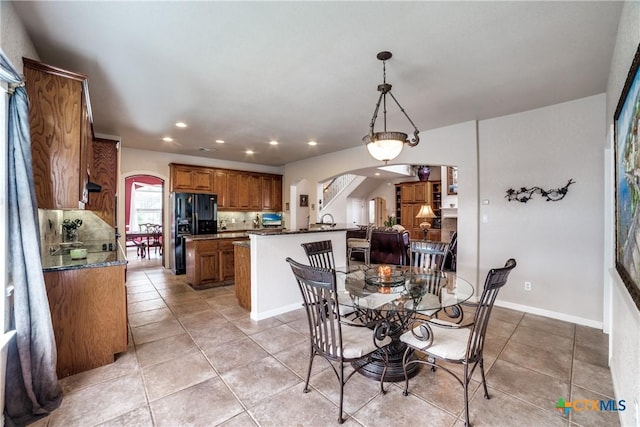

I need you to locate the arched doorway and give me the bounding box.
[124,175,164,263]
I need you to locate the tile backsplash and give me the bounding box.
[38,209,115,247]
[217,211,283,231]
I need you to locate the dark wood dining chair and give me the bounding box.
[400,258,517,427]
[286,257,392,424]
[409,240,449,271]
[301,240,336,269]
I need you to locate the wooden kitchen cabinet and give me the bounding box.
[86,137,119,226]
[169,164,283,212]
[186,237,237,288]
[44,264,127,378]
[213,170,228,208]
[170,164,214,193]
[24,58,94,209]
[234,243,251,310]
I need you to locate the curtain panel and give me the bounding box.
[1,50,62,426]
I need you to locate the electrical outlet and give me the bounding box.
[524,281,532,291]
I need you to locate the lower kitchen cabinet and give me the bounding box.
[233,242,251,310]
[44,264,127,378]
[185,237,237,288]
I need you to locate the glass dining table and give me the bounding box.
[335,265,475,382]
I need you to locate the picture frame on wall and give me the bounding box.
[447,166,458,195]
[614,42,640,311]
[299,194,309,207]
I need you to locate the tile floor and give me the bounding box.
[33,253,619,427]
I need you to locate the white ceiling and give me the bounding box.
[13,1,622,167]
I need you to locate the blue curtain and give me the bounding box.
[1,51,62,425]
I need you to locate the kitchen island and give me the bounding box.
[246,227,351,320]
[184,233,249,288]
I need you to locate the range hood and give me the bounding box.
[86,181,102,193]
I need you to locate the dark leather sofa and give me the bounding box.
[346,228,410,265]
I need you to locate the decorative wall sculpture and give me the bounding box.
[505,179,575,203]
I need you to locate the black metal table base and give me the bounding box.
[352,341,419,382]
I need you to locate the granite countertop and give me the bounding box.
[246,226,355,236]
[184,232,249,241]
[41,241,127,272]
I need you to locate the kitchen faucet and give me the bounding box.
[321,213,335,225]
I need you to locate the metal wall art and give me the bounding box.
[505,179,575,203]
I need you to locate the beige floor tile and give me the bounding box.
[233,315,284,335]
[250,323,307,353]
[465,386,569,427]
[168,299,212,316]
[570,385,622,427]
[309,363,387,415]
[249,383,344,426]
[128,298,168,314]
[487,359,570,410]
[143,351,217,401]
[403,361,481,416]
[202,336,270,373]
[218,411,259,427]
[59,348,140,393]
[353,386,456,427]
[520,313,576,338]
[486,318,519,338]
[272,339,330,379]
[127,289,161,303]
[155,283,194,296]
[490,305,525,324]
[510,324,574,354]
[128,307,175,328]
[499,339,572,381]
[150,377,244,427]
[189,321,247,350]
[95,405,153,427]
[221,355,302,408]
[48,372,147,426]
[126,283,156,294]
[572,359,616,399]
[274,307,307,324]
[131,318,186,345]
[178,309,227,330]
[135,332,199,367]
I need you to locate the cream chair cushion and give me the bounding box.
[399,319,470,360]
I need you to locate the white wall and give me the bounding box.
[478,94,605,324]
[605,1,640,426]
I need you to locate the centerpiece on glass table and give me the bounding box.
[364,265,406,290]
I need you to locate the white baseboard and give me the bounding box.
[251,302,301,321]
[495,299,603,329]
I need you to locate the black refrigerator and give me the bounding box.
[171,193,218,274]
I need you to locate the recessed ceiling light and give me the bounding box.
[245,150,254,155]
[269,140,279,145]
[374,172,381,176]
[215,140,225,144]
[175,122,187,128]
[308,141,317,146]
[162,137,173,142]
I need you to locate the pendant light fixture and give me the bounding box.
[363,51,420,163]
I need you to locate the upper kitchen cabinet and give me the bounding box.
[170,163,214,193]
[24,58,94,209]
[86,137,119,227]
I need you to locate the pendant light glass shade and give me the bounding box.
[365,132,407,162]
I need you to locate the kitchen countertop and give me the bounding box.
[232,240,250,248]
[184,232,250,241]
[246,226,355,236]
[41,241,127,272]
